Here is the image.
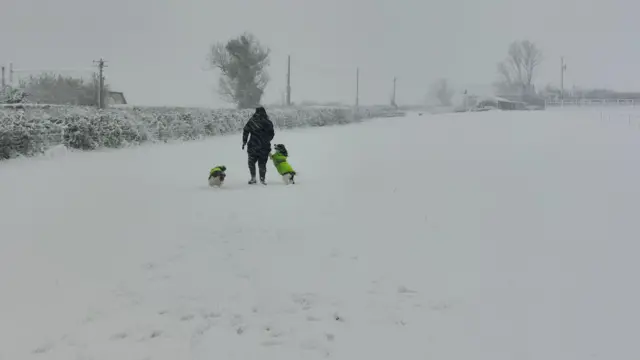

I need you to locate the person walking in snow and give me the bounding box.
[242,106,275,185]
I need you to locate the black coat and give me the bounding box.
[242,110,274,156]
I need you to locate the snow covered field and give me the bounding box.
[2,110,640,359]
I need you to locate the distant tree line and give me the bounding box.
[1,72,108,106]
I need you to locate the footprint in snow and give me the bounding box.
[429,301,452,311]
[261,339,283,347]
[201,311,221,319]
[397,285,418,294]
[291,293,317,310]
[110,332,128,340]
[32,343,54,354]
[180,314,195,322]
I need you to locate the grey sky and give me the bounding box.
[1,0,635,107]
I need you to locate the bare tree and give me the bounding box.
[428,78,454,106]
[494,40,542,95]
[207,32,270,109]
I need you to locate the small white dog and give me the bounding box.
[208,165,227,187]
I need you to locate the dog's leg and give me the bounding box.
[209,176,222,187]
[282,173,295,185]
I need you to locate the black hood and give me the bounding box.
[255,106,268,118]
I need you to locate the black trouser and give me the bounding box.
[248,152,268,179]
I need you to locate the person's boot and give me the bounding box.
[249,165,257,184]
[258,164,267,185]
[248,160,257,184]
[259,168,267,185]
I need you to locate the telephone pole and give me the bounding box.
[286,55,291,106]
[1,66,5,89]
[391,77,397,106]
[93,58,107,109]
[355,67,359,107]
[560,57,567,102]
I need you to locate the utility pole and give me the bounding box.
[1,66,5,89]
[355,67,359,107]
[391,77,397,106]
[93,58,107,109]
[9,63,13,84]
[286,55,291,106]
[560,57,567,103]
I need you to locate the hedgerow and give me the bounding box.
[0,104,403,160]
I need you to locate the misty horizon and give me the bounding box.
[1,0,636,107]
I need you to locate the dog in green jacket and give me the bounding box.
[270,144,296,184]
[208,165,227,187]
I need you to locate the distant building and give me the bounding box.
[476,96,527,110]
[497,93,545,109]
[107,91,127,105]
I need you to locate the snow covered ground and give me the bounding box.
[2,110,640,359]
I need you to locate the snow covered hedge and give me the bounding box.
[0,104,403,160]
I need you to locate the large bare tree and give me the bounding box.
[207,32,270,109]
[494,40,542,95]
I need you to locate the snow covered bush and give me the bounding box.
[0,104,403,160]
[0,85,28,104]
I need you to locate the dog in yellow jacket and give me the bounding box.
[208,165,227,187]
[270,144,296,184]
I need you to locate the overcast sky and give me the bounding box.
[0,0,635,107]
